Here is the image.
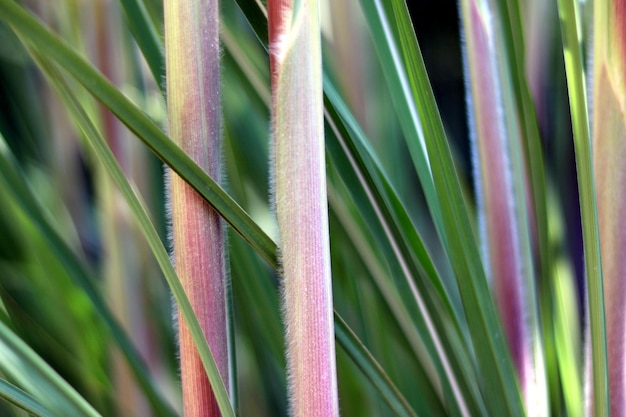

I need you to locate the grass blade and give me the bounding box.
[0,313,101,417]
[357,0,526,414]
[555,0,609,415]
[355,0,443,241]
[0,378,56,417]
[118,0,164,89]
[334,314,418,417]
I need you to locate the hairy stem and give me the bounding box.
[164,1,229,415]
[269,0,339,415]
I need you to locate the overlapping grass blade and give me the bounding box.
[356,0,525,415]
[31,53,235,417]
[0,0,278,270]
[0,134,176,417]
[324,87,485,417]
[353,0,443,243]
[0,314,101,417]
[555,0,609,415]
[37,26,426,417]
[0,378,56,417]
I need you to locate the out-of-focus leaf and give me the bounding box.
[0,133,176,417]
[0,317,101,417]
[552,258,582,417]
[118,0,164,89]
[492,0,550,282]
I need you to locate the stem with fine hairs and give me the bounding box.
[164,1,229,416]
[269,0,339,415]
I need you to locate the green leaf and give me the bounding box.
[324,87,487,417]
[555,1,609,415]
[354,0,444,242]
[492,0,550,283]
[552,259,583,417]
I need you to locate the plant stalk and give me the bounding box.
[164,1,229,415]
[269,0,340,415]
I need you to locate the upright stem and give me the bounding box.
[164,1,229,416]
[269,1,339,415]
